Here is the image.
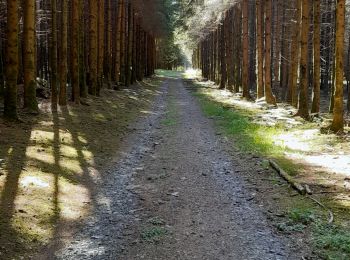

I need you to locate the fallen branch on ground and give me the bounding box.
[269,160,306,195]
[269,159,334,224]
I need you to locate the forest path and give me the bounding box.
[52,76,301,260]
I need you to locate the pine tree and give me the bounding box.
[4,0,19,119]
[330,0,345,132]
[311,0,321,114]
[89,0,98,95]
[71,0,80,103]
[256,0,264,99]
[50,0,58,110]
[59,0,68,106]
[23,0,38,112]
[264,0,276,105]
[242,0,250,99]
[296,0,310,119]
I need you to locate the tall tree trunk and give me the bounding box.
[256,0,264,99]
[50,0,58,110]
[273,0,282,84]
[97,0,105,95]
[242,0,250,98]
[89,0,98,95]
[105,0,112,87]
[226,9,234,91]
[4,0,19,119]
[120,1,127,85]
[115,0,124,85]
[311,0,321,114]
[296,0,310,119]
[287,0,301,106]
[78,0,86,98]
[264,0,276,105]
[71,0,80,103]
[234,5,242,93]
[126,3,133,87]
[330,0,345,132]
[219,22,227,89]
[59,0,68,106]
[23,0,38,111]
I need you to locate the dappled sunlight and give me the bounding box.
[156,69,185,79]
[288,153,350,176]
[184,68,200,79]
[190,79,350,183]
[92,113,108,122]
[20,176,50,188]
[140,110,158,115]
[273,129,320,152]
[26,147,55,164]
[0,76,163,258]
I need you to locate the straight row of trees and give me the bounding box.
[192,0,348,133]
[0,0,157,120]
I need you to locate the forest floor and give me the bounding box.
[1,71,350,259]
[41,71,311,259]
[0,78,162,259]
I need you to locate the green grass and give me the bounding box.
[156,69,184,79]
[161,95,178,127]
[141,226,168,243]
[314,224,350,260]
[192,91,301,175]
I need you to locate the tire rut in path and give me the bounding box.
[51,78,302,260]
[123,78,300,260]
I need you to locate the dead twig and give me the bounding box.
[269,160,334,224]
[307,195,334,224]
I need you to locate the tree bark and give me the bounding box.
[79,0,87,98]
[296,0,310,119]
[219,22,227,89]
[4,0,19,119]
[97,0,105,95]
[23,0,38,111]
[287,0,301,107]
[330,0,345,132]
[264,0,276,105]
[126,3,133,87]
[311,0,321,114]
[59,0,68,106]
[226,9,234,91]
[72,0,80,103]
[50,0,58,110]
[242,0,250,99]
[256,0,264,99]
[89,0,98,95]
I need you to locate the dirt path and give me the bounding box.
[51,77,303,259]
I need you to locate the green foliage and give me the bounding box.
[141,226,168,243]
[314,224,350,259]
[288,208,315,225]
[156,70,184,78]
[194,92,284,155]
[155,0,189,69]
[276,207,315,234]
